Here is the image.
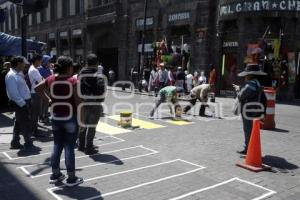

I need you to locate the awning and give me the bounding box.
[0,32,46,56]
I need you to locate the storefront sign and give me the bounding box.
[60,31,68,37]
[48,33,56,39]
[138,44,154,53]
[72,29,82,36]
[288,52,297,84]
[168,12,190,22]
[220,0,300,16]
[223,41,239,48]
[136,17,154,27]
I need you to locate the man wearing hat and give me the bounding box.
[234,64,267,155]
[150,86,183,118]
[183,83,212,117]
[38,55,53,123]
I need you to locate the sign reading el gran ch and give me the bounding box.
[220,0,300,16]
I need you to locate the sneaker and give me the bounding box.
[236,149,247,155]
[65,177,84,187]
[24,144,41,152]
[84,148,99,155]
[10,143,24,150]
[77,147,85,152]
[49,173,66,184]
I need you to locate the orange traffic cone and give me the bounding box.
[236,119,271,172]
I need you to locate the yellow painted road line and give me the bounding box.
[109,115,165,129]
[96,121,131,135]
[165,120,194,126]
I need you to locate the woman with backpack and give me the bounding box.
[35,56,83,187]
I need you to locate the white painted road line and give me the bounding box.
[168,177,276,200]
[47,159,206,200]
[19,145,158,178]
[3,136,125,160]
[2,152,13,160]
[87,169,203,200]
[235,178,277,200]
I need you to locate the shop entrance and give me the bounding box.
[97,48,118,79]
[73,37,84,63]
[220,53,238,96]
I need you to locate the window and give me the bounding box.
[75,0,84,14]
[16,6,21,28]
[40,8,46,22]
[32,12,37,25]
[95,0,114,7]
[50,0,56,20]
[10,5,15,30]
[5,8,8,31]
[62,0,70,17]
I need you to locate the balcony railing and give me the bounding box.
[87,3,117,18]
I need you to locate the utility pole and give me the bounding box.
[10,0,49,57]
[139,0,148,80]
[21,12,28,57]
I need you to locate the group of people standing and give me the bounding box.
[149,64,217,118]
[147,63,217,96]
[4,54,54,149]
[5,53,107,187]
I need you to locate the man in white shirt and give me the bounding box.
[185,70,194,93]
[28,54,43,136]
[5,56,37,150]
[158,63,168,89]
[98,63,104,74]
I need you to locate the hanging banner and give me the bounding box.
[297,52,300,75]
[288,52,297,84]
[220,0,300,16]
[222,54,226,76]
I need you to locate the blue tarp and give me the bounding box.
[0,32,45,56]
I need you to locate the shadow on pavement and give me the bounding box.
[264,128,290,133]
[90,154,124,165]
[263,155,299,172]
[0,163,40,200]
[29,157,51,176]
[0,113,13,128]
[17,148,42,157]
[53,186,103,200]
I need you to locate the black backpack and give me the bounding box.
[244,83,267,118]
[79,67,106,101]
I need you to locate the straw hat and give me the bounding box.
[238,64,267,77]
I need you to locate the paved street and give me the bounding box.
[0,90,300,200]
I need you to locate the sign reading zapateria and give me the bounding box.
[220,0,300,16]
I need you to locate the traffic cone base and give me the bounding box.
[236,162,271,172]
[236,119,272,172]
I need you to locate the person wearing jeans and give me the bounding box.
[77,54,106,155]
[35,56,83,187]
[78,104,102,154]
[51,117,78,179]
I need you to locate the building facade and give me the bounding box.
[0,0,299,99]
[217,0,300,99]
[0,0,216,81]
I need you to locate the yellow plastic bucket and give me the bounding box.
[120,111,132,128]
